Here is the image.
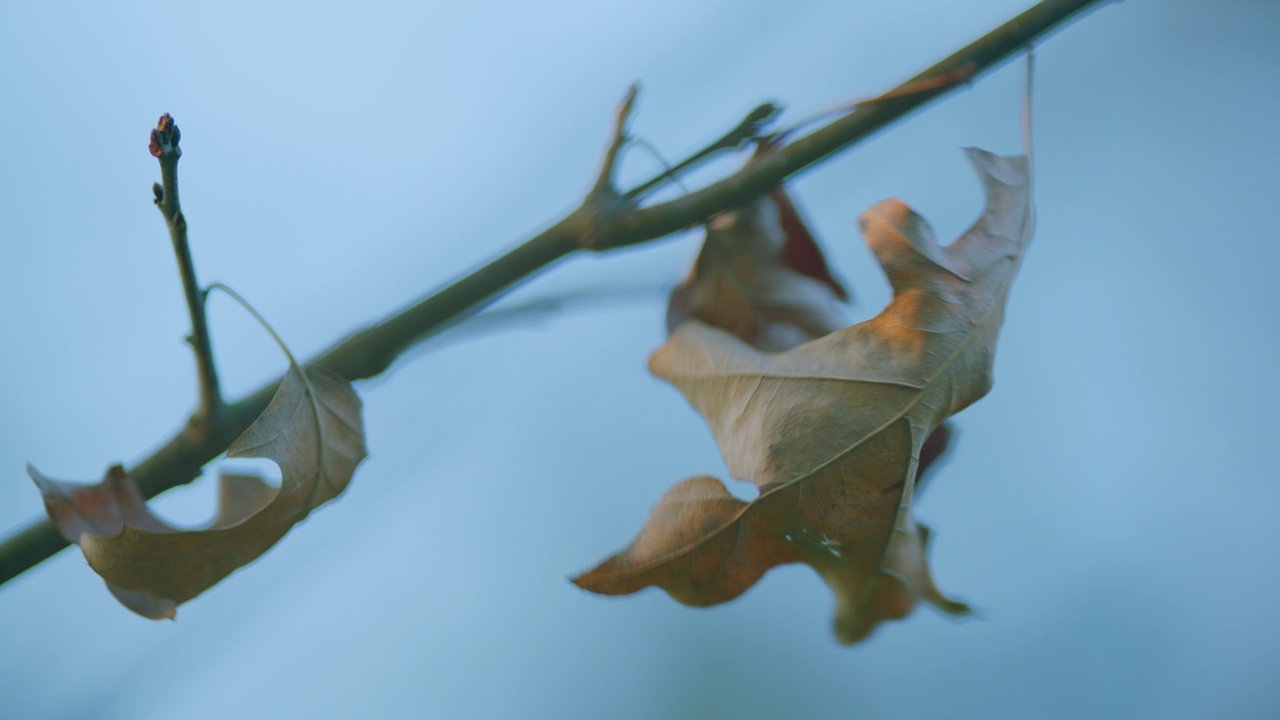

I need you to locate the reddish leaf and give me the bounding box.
[665,144,849,351]
[771,187,848,302]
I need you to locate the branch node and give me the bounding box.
[567,84,646,252]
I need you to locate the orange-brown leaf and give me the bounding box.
[577,148,1031,643]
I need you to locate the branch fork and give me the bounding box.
[569,84,783,252]
[562,84,643,252]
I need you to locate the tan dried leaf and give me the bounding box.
[666,157,955,495]
[576,148,1031,643]
[31,364,366,619]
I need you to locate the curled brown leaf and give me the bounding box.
[31,364,366,619]
[577,148,1032,643]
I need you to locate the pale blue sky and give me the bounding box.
[2,1,1278,718]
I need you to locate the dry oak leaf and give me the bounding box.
[30,363,366,619]
[576,148,1031,643]
[630,140,956,636]
[663,149,957,488]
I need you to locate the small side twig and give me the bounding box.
[150,113,223,429]
[625,101,781,202]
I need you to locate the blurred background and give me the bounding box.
[2,0,1278,718]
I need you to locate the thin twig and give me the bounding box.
[625,101,781,202]
[150,114,223,428]
[0,0,1110,587]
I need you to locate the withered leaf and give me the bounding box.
[665,157,956,492]
[31,364,366,619]
[576,148,1031,643]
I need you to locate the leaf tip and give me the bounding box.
[106,581,178,621]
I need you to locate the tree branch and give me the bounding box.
[0,0,1109,587]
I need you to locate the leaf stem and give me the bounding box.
[205,283,300,369]
[0,0,1110,588]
